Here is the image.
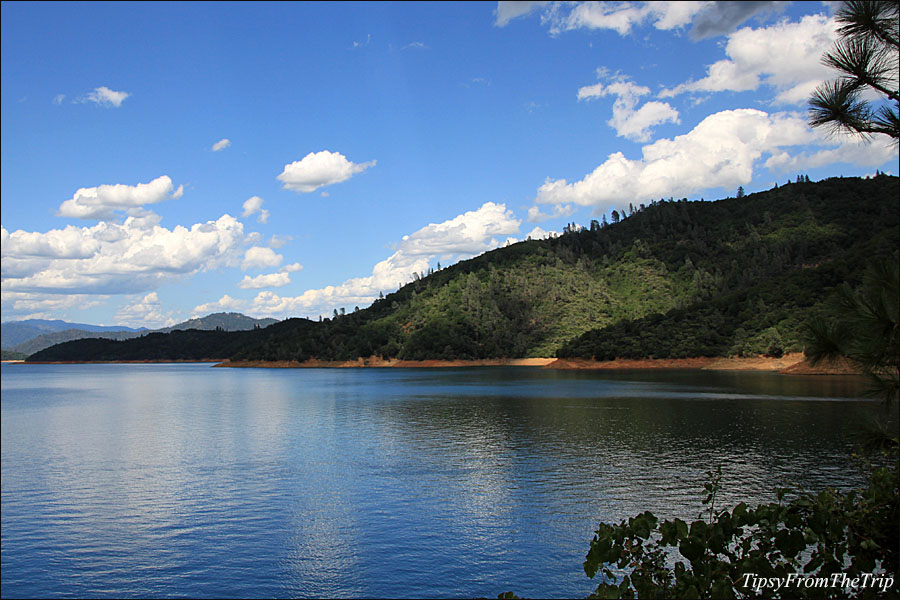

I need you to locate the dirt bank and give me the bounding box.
[217,357,557,368]
[779,355,864,375]
[546,353,808,371]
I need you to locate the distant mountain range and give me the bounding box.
[1,313,278,356]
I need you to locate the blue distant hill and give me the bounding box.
[2,313,278,354]
[1,319,147,349]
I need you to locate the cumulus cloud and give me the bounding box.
[211,138,231,152]
[525,226,558,240]
[57,175,184,221]
[277,150,376,193]
[2,225,101,259]
[114,292,176,328]
[237,261,303,289]
[1,214,248,296]
[81,86,130,108]
[660,14,837,104]
[578,70,679,141]
[238,272,291,289]
[241,246,282,270]
[203,202,521,319]
[241,196,270,224]
[534,108,897,211]
[536,109,808,207]
[191,294,246,316]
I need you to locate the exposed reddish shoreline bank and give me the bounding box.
[216,357,556,369]
[217,352,862,375]
[17,353,863,375]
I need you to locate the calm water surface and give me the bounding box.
[1,363,892,598]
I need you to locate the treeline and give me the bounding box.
[28,175,899,363]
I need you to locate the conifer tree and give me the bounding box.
[809,0,899,141]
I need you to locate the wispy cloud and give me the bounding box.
[211,138,231,151]
[80,86,130,108]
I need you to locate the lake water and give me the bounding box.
[1,363,892,598]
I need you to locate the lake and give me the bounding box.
[1,363,892,598]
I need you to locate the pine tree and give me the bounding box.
[809,0,899,141]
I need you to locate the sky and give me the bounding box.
[1,1,897,327]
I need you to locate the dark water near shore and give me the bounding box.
[1,363,891,598]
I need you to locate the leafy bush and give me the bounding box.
[582,459,898,599]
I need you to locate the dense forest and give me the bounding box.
[28,175,899,363]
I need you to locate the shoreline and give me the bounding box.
[216,357,557,369]
[15,353,863,375]
[19,359,224,365]
[217,353,862,374]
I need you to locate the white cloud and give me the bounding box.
[57,175,183,220]
[241,196,269,223]
[239,272,292,289]
[660,14,837,104]
[495,1,550,26]
[536,109,816,208]
[82,86,130,108]
[211,138,232,152]
[2,225,101,259]
[764,135,897,172]
[225,202,521,319]
[277,150,376,193]
[0,291,109,321]
[500,1,785,38]
[114,292,176,328]
[525,226,558,240]
[578,71,679,141]
[531,1,710,35]
[1,214,248,296]
[269,234,292,249]
[53,94,65,105]
[238,262,302,289]
[526,203,574,223]
[192,294,246,316]
[241,246,283,270]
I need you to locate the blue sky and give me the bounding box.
[2,1,897,327]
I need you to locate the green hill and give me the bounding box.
[28,175,899,363]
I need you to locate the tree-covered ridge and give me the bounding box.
[28,175,899,363]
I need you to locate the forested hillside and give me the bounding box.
[28,175,899,363]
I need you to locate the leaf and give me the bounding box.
[679,537,705,563]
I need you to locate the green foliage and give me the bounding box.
[809,0,899,141]
[583,458,899,599]
[804,254,899,405]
